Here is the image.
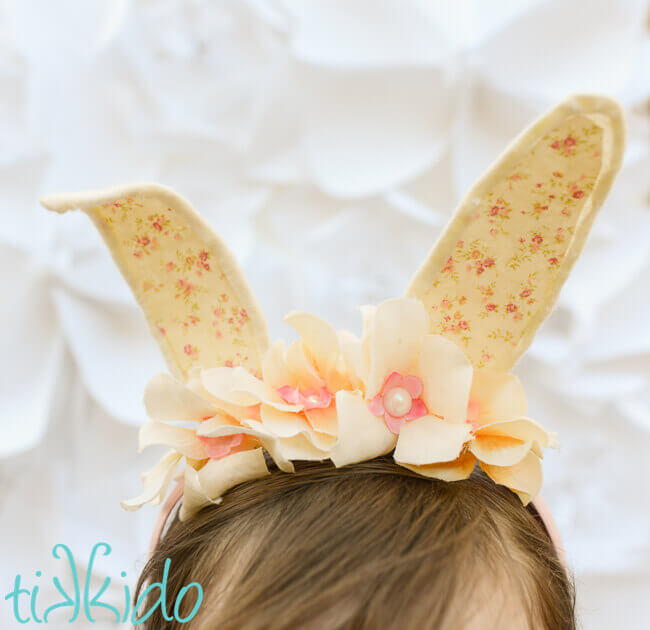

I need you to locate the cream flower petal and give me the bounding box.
[179,448,270,521]
[260,403,312,437]
[144,373,217,422]
[196,419,248,438]
[262,340,294,390]
[329,391,396,468]
[400,450,476,482]
[138,421,207,460]
[304,430,337,451]
[338,330,365,389]
[245,422,330,462]
[259,404,336,451]
[394,416,470,466]
[305,405,338,436]
[201,366,300,412]
[480,451,543,506]
[475,418,554,449]
[325,361,355,394]
[366,298,428,397]
[471,370,527,424]
[198,418,294,473]
[285,310,340,376]
[121,450,182,511]
[285,339,324,389]
[181,465,211,521]
[185,368,252,418]
[469,435,531,467]
[417,334,473,423]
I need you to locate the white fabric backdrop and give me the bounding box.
[0,0,648,628]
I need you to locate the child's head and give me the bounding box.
[137,458,574,630]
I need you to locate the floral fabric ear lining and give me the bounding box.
[41,95,625,531]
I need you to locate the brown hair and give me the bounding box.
[135,457,575,629]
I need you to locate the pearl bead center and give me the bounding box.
[384,387,412,418]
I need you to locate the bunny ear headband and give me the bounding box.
[42,95,624,553]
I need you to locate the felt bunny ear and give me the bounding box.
[41,184,270,380]
[407,95,625,370]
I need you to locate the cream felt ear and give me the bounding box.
[407,95,625,370]
[41,183,270,380]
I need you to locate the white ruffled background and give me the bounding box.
[0,1,648,628]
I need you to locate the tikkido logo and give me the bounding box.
[4,543,203,625]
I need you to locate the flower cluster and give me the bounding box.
[124,298,556,520]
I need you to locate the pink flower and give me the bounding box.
[572,190,584,199]
[277,385,332,410]
[483,257,495,268]
[485,303,497,312]
[548,257,559,266]
[368,372,427,434]
[520,289,531,299]
[563,136,576,147]
[506,303,517,313]
[198,433,244,459]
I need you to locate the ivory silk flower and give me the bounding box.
[327,298,557,504]
[198,310,359,458]
[122,369,297,520]
[123,310,361,519]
